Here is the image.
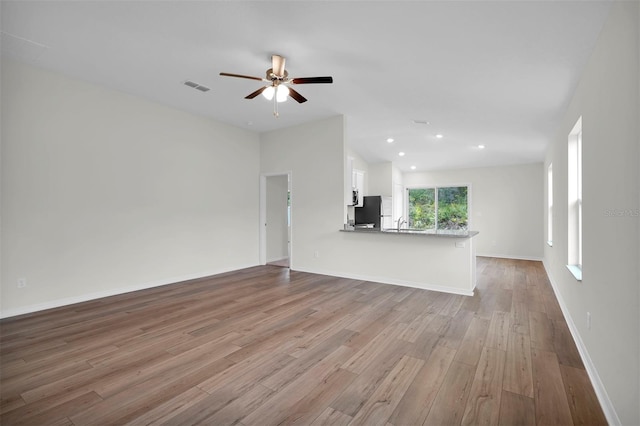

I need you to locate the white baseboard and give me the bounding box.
[542,260,621,426]
[477,253,543,262]
[0,263,259,319]
[291,266,475,297]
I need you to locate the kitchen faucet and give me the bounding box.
[397,216,406,231]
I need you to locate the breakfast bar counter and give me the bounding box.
[340,228,479,238]
[334,227,479,296]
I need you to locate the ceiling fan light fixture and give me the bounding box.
[262,86,275,100]
[276,85,289,103]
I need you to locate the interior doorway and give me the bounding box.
[260,173,291,268]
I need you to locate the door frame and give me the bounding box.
[260,171,292,266]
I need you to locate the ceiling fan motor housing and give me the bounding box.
[266,68,288,81]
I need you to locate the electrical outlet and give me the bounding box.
[17,278,27,288]
[314,251,320,258]
[455,242,465,248]
[587,312,591,330]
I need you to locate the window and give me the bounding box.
[567,117,582,280]
[547,163,553,246]
[407,186,468,231]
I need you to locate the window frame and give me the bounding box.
[547,163,553,247]
[567,117,583,281]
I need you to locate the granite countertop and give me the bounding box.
[340,227,479,238]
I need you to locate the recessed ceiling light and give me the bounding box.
[398,152,405,157]
[410,165,416,170]
[435,134,444,139]
[413,120,430,125]
[478,144,486,149]
[386,138,394,143]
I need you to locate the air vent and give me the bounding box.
[183,80,210,92]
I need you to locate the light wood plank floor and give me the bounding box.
[0,257,607,425]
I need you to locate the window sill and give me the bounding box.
[547,241,553,247]
[566,264,582,281]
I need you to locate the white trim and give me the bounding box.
[547,162,553,245]
[476,253,543,262]
[566,264,583,281]
[291,266,475,297]
[542,261,621,426]
[0,264,258,319]
[567,117,583,269]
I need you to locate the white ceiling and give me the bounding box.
[1,1,612,172]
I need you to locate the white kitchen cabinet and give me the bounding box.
[352,169,365,207]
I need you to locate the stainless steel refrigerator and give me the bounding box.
[354,196,392,229]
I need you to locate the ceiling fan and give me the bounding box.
[220,54,333,117]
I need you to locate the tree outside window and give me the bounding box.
[408,186,468,231]
[408,188,436,229]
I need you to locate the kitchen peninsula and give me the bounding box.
[341,227,479,238]
[336,227,479,296]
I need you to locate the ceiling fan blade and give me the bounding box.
[245,86,268,99]
[287,87,308,103]
[272,55,286,77]
[220,72,265,82]
[291,76,333,84]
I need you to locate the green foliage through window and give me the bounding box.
[408,188,435,229]
[408,186,468,230]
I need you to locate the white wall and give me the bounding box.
[1,60,261,317]
[266,175,289,262]
[368,162,393,197]
[260,116,346,271]
[403,163,544,260]
[543,2,639,424]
